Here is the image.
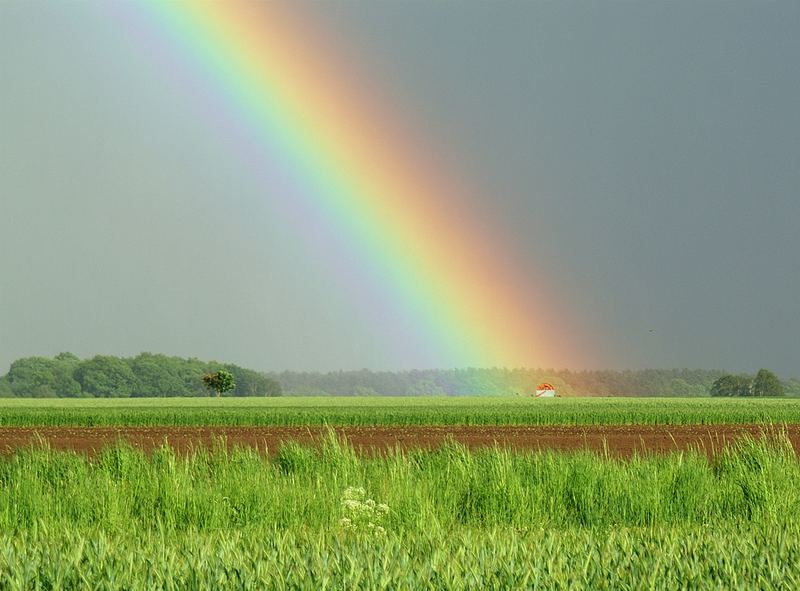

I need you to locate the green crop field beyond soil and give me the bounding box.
[0,396,799,426]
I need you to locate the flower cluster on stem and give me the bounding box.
[339,487,389,536]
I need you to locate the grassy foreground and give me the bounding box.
[0,434,799,588]
[0,396,799,426]
[1,527,798,590]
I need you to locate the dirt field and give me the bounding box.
[0,424,798,457]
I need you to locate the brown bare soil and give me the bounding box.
[0,425,798,457]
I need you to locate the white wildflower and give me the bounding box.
[342,499,362,512]
[339,486,389,537]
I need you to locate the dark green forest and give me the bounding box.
[0,353,281,398]
[2,355,797,398]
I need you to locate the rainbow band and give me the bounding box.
[138,1,577,368]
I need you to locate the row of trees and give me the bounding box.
[0,353,281,398]
[269,367,797,397]
[710,369,785,397]
[2,358,793,398]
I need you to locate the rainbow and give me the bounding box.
[129,1,586,368]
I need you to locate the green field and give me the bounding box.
[2,397,800,588]
[0,434,799,588]
[0,395,799,426]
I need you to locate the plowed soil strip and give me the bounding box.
[0,425,798,457]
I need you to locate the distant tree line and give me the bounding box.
[3,358,795,398]
[0,353,281,398]
[710,369,785,397]
[268,367,799,397]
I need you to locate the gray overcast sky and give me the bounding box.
[1,1,798,375]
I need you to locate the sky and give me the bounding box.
[1,1,798,376]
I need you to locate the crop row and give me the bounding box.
[0,396,799,426]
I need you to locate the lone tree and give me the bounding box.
[202,369,236,397]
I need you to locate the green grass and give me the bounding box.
[0,396,799,426]
[4,432,798,532]
[2,526,799,590]
[0,434,799,588]
[2,397,798,587]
